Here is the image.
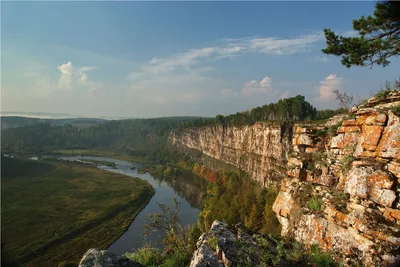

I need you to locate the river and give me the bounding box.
[59,156,207,256]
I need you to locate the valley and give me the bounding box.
[1,156,154,266]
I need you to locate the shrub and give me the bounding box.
[341,154,354,173]
[374,81,392,100]
[309,244,336,267]
[307,196,323,212]
[125,247,164,267]
[285,241,307,263]
[161,252,189,267]
[312,151,327,167]
[391,106,400,115]
[314,128,328,138]
[327,123,341,136]
[207,236,219,249]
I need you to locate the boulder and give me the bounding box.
[78,249,142,267]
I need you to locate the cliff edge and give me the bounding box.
[273,90,400,266]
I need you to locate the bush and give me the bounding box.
[309,244,336,267]
[125,247,164,267]
[341,154,354,173]
[312,151,327,167]
[161,252,189,267]
[327,123,341,136]
[391,106,400,115]
[307,196,323,212]
[375,81,392,100]
[207,236,219,249]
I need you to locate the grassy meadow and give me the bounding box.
[1,156,154,267]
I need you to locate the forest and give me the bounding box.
[1,95,345,162]
[179,95,347,128]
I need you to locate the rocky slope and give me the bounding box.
[272,91,400,266]
[171,90,400,266]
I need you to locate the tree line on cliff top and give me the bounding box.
[179,95,348,128]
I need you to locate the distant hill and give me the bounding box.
[1,116,106,130]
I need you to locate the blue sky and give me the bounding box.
[2,1,399,118]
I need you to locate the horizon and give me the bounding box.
[2,1,399,118]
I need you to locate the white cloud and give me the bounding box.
[57,61,97,89]
[318,73,343,101]
[242,76,274,95]
[124,33,323,109]
[127,32,323,82]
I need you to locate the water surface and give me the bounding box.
[59,156,207,256]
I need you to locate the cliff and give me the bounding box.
[169,122,292,186]
[272,91,400,266]
[171,90,400,266]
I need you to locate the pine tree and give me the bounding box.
[322,1,400,68]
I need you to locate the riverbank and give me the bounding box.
[51,149,149,162]
[1,156,154,266]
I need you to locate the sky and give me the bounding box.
[1,1,399,118]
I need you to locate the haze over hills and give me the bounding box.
[0,111,136,120]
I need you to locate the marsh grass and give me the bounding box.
[1,156,154,266]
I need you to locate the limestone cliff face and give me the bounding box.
[273,91,400,266]
[170,122,292,186]
[171,90,400,266]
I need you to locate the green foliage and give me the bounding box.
[307,196,323,212]
[309,244,336,267]
[207,237,219,249]
[374,81,392,100]
[82,159,117,168]
[198,172,280,235]
[391,106,400,115]
[341,153,355,173]
[1,156,154,266]
[327,122,342,136]
[312,151,328,167]
[161,252,189,267]
[330,190,350,214]
[322,1,400,68]
[125,247,164,267]
[285,241,307,263]
[314,128,328,138]
[1,117,203,163]
[126,199,196,267]
[184,95,319,128]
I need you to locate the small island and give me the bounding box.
[82,159,118,169]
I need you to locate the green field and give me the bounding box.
[1,156,154,267]
[52,149,148,162]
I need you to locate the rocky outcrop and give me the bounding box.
[170,122,292,186]
[190,220,284,267]
[78,249,142,267]
[273,91,400,266]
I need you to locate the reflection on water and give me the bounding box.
[59,155,207,256]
